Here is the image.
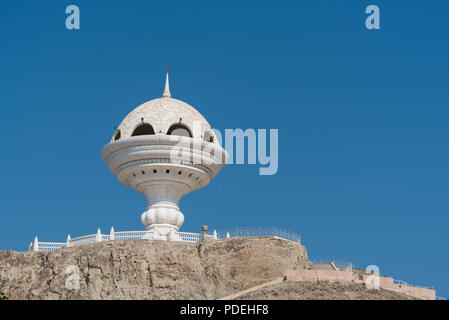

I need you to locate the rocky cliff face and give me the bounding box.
[0,237,309,300]
[236,281,419,300]
[0,238,422,300]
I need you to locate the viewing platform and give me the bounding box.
[29,226,302,251]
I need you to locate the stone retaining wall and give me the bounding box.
[285,270,435,300]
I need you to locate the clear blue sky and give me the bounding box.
[1,1,448,297]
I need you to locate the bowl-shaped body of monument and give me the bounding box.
[101,74,227,240]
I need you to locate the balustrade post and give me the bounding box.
[153,226,160,240]
[226,232,230,239]
[168,226,175,241]
[96,228,102,242]
[213,230,217,239]
[33,236,39,252]
[67,234,71,247]
[110,227,115,240]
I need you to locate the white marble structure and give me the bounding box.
[28,72,301,251]
[101,72,227,240]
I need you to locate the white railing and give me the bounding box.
[37,242,67,251]
[177,231,201,242]
[29,226,301,252]
[176,231,215,242]
[113,231,147,240]
[29,227,218,252]
[70,234,97,246]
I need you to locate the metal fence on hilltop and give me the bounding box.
[309,258,353,272]
[393,279,434,290]
[216,227,301,243]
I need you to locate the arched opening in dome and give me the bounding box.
[167,124,192,138]
[203,129,215,143]
[113,130,121,141]
[131,123,155,136]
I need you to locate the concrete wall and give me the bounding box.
[285,269,435,300]
[310,263,335,271]
[360,274,394,288]
[391,283,435,300]
[286,269,354,282]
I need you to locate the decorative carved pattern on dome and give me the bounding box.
[113,98,211,140]
[105,144,216,163]
[114,158,213,177]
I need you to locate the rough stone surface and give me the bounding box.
[0,237,308,300]
[0,238,419,300]
[236,281,419,300]
[114,97,212,141]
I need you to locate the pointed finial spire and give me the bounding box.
[33,236,39,251]
[110,226,115,240]
[162,67,171,98]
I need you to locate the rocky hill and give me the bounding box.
[0,237,416,300]
[236,281,417,300]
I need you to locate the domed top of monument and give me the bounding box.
[111,72,215,143]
